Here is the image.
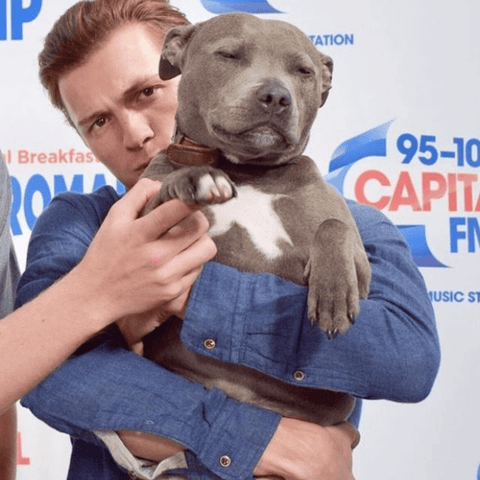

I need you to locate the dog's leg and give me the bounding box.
[305,219,364,338]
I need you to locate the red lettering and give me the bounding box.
[422,172,446,211]
[475,192,480,212]
[448,173,457,211]
[390,172,421,211]
[58,149,67,163]
[355,170,480,212]
[354,170,391,210]
[18,150,29,164]
[458,173,477,212]
[16,432,31,465]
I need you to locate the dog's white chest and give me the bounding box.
[208,185,292,260]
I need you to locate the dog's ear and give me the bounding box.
[159,23,198,80]
[318,53,333,108]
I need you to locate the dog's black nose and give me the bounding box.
[256,78,292,115]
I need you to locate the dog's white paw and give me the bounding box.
[197,173,235,204]
[159,166,237,206]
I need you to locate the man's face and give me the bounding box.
[59,23,179,189]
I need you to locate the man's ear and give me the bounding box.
[159,23,198,80]
[318,53,333,108]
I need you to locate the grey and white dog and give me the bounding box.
[142,13,371,442]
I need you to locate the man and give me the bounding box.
[17,1,441,479]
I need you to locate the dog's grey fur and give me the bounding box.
[142,13,371,439]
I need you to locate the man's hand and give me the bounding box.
[254,418,357,480]
[118,430,184,461]
[74,178,217,330]
[118,418,357,480]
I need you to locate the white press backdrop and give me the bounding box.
[1,0,479,479]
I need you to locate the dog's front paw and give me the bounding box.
[160,166,237,206]
[306,260,359,339]
[305,219,369,339]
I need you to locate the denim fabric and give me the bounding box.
[183,202,440,402]
[17,187,440,480]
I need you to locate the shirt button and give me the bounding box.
[219,455,232,467]
[203,338,216,350]
[293,370,305,381]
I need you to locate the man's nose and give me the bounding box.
[121,111,154,150]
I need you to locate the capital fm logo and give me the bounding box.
[200,0,283,14]
[325,121,480,269]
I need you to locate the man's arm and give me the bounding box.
[180,201,440,402]
[1,180,215,414]
[18,187,357,480]
[18,195,437,480]
[114,201,439,477]
[16,189,281,480]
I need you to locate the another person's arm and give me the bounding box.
[0,406,16,480]
[0,157,20,480]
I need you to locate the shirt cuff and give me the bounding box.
[196,397,280,479]
[95,430,187,480]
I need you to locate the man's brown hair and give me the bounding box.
[39,0,187,121]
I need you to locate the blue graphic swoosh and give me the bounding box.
[397,225,448,268]
[200,0,283,14]
[325,120,393,195]
[325,120,447,268]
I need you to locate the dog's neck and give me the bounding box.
[166,129,299,171]
[166,131,221,169]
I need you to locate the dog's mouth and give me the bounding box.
[213,124,289,154]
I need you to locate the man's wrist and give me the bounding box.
[196,396,280,480]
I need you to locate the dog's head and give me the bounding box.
[160,13,333,166]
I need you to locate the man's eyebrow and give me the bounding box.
[123,75,161,102]
[77,75,160,129]
[78,110,109,130]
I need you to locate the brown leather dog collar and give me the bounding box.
[166,134,221,169]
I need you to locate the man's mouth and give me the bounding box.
[136,152,162,174]
[135,162,150,174]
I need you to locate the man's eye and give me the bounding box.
[92,117,107,130]
[140,87,157,98]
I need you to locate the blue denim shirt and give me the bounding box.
[17,187,440,480]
